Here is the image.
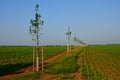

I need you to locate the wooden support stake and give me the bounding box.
[36,47,39,71]
[33,47,35,72]
[42,47,44,71]
[67,43,69,53]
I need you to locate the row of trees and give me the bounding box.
[74,36,86,47]
[66,27,86,53]
[29,2,86,72]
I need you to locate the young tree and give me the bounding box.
[74,33,77,47]
[29,4,44,72]
[66,27,71,53]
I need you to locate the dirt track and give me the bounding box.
[39,49,83,80]
[0,50,69,80]
[0,49,83,80]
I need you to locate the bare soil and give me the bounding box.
[39,51,68,80]
[74,53,84,80]
[39,49,83,80]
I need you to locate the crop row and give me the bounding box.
[80,46,120,80]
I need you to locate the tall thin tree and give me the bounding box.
[29,4,44,72]
[66,27,71,53]
[74,33,77,47]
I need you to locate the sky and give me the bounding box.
[0,0,120,45]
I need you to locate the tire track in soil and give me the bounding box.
[39,50,69,80]
[74,52,84,80]
[39,48,81,80]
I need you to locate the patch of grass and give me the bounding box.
[48,57,79,74]
[47,48,82,74]
[10,72,40,80]
[60,74,75,79]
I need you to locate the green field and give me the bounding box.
[0,46,66,76]
[80,45,120,80]
[0,45,120,80]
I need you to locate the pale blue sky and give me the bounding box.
[0,0,120,45]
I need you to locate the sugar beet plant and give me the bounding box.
[80,45,120,80]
